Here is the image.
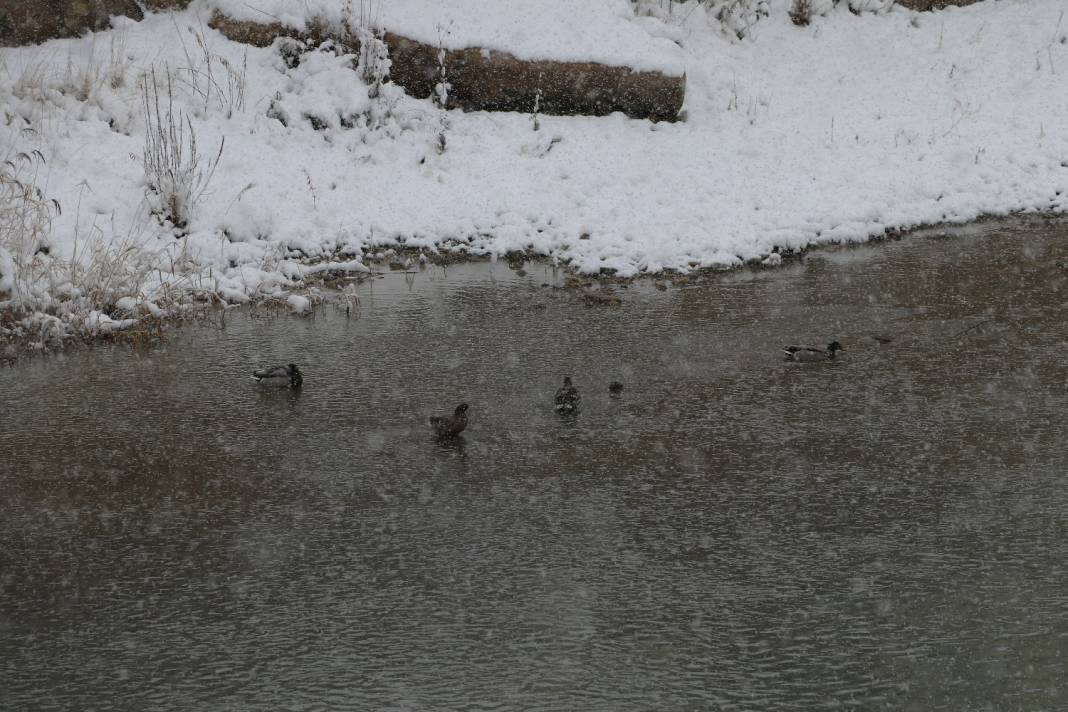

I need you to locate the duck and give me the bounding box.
[554,377,581,413]
[430,403,469,438]
[783,342,842,362]
[251,363,303,387]
[608,381,624,397]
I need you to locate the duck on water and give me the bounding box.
[783,342,842,362]
[430,403,469,438]
[251,363,303,387]
[555,377,581,413]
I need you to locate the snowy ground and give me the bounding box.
[213,0,688,74]
[1,0,1067,342]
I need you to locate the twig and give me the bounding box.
[1049,11,1064,75]
[950,317,995,340]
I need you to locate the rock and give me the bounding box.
[581,290,622,307]
[384,31,685,122]
[0,0,144,46]
[140,0,190,9]
[895,0,982,9]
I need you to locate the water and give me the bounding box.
[3,216,1068,710]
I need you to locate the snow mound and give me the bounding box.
[206,0,686,75]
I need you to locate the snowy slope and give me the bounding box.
[1,0,1067,330]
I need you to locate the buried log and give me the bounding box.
[208,12,685,123]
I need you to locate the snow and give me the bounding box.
[286,293,310,313]
[300,258,371,276]
[2,0,1068,333]
[207,0,687,75]
[84,310,138,333]
[0,247,14,297]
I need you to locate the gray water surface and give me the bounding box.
[3,217,1068,711]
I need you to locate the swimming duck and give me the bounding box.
[783,342,842,362]
[608,381,624,397]
[251,363,303,387]
[554,377,581,413]
[430,403,469,438]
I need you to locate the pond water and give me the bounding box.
[2,216,1068,711]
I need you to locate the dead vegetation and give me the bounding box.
[789,0,815,26]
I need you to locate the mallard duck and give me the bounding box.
[251,363,303,387]
[783,342,842,362]
[608,381,624,397]
[430,403,469,438]
[554,377,581,413]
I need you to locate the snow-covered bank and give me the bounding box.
[2,0,1067,345]
[208,0,687,75]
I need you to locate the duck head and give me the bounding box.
[827,342,842,353]
[455,403,469,415]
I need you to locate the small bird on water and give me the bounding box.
[783,342,842,362]
[251,363,303,387]
[430,403,469,438]
[554,377,581,413]
[608,381,624,397]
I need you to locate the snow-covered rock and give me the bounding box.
[84,310,138,333]
[287,294,310,313]
[207,0,687,75]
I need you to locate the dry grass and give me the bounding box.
[0,134,206,350]
[141,66,225,229]
[0,133,62,295]
[789,0,815,26]
[172,17,247,118]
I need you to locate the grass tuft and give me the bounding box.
[141,65,224,230]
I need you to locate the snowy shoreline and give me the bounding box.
[1,209,1053,360]
[2,0,1067,348]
